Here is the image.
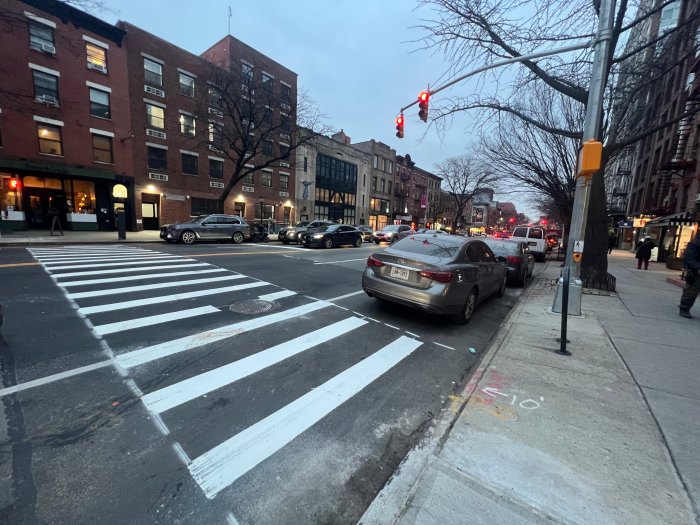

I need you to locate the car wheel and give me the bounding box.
[520,269,528,287]
[281,239,289,244]
[374,240,380,244]
[180,230,196,244]
[354,237,362,248]
[390,236,398,244]
[497,275,507,297]
[232,232,244,244]
[324,238,333,249]
[451,288,477,325]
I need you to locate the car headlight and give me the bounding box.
[313,233,324,239]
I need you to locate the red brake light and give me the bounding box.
[505,256,524,264]
[418,270,454,283]
[367,256,384,267]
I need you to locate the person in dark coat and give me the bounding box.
[607,231,617,254]
[635,236,655,270]
[679,234,700,318]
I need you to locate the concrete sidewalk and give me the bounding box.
[0,229,162,245]
[361,253,699,525]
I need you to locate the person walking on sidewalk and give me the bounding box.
[679,234,700,318]
[635,236,655,270]
[608,230,617,254]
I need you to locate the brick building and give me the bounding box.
[393,154,441,228]
[0,0,133,231]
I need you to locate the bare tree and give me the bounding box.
[479,85,582,232]
[416,0,700,281]
[434,154,499,227]
[194,63,332,213]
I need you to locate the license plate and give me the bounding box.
[390,266,410,280]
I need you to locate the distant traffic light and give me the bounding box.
[509,217,515,223]
[418,91,430,122]
[9,178,20,190]
[395,114,404,139]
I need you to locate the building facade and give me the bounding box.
[393,154,441,228]
[353,139,396,230]
[294,129,371,225]
[0,0,133,231]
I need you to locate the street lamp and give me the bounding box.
[258,197,264,229]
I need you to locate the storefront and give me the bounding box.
[0,159,134,231]
[645,211,699,269]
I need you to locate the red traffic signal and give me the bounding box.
[8,178,20,190]
[508,217,515,223]
[395,113,404,139]
[418,91,430,122]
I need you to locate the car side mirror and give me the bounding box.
[496,256,507,263]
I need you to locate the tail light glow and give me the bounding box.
[505,256,524,264]
[367,256,384,267]
[418,270,454,283]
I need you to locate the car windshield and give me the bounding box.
[316,225,332,232]
[392,235,463,258]
[383,225,401,232]
[188,216,208,224]
[483,240,518,255]
[294,222,309,228]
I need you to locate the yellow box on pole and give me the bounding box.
[577,140,603,178]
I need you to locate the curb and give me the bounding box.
[358,263,541,525]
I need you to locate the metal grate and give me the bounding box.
[580,270,616,292]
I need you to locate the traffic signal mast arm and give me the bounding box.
[398,40,592,115]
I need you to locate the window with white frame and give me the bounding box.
[209,159,224,179]
[89,88,110,119]
[33,70,58,103]
[261,171,272,187]
[29,21,54,52]
[146,103,164,129]
[242,62,254,91]
[180,113,195,136]
[37,123,63,155]
[86,43,107,72]
[92,134,113,163]
[181,153,198,175]
[144,58,162,86]
[179,72,195,97]
[279,174,289,190]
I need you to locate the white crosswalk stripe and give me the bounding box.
[29,246,425,500]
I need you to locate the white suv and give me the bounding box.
[511,226,547,261]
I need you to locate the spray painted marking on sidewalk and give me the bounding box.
[481,387,544,410]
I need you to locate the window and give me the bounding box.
[179,72,195,97]
[242,62,254,90]
[304,156,308,172]
[92,134,113,163]
[180,114,195,136]
[659,1,680,32]
[262,139,273,156]
[144,58,162,86]
[181,153,198,175]
[388,160,393,173]
[388,181,392,194]
[89,88,110,119]
[280,143,290,159]
[372,176,377,191]
[380,179,385,192]
[208,122,223,148]
[209,159,224,179]
[37,124,62,155]
[280,83,290,103]
[86,43,107,72]
[262,171,272,187]
[29,22,54,52]
[262,73,273,94]
[279,174,289,190]
[208,86,222,108]
[243,173,254,184]
[280,113,291,133]
[147,146,167,170]
[33,70,58,103]
[146,103,164,129]
[191,197,218,216]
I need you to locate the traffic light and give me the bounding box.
[9,178,20,190]
[509,217,515,223]
[418,91,430,122]
[395,113,404,139]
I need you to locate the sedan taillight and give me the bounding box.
[418,270,454,283]
[367,256,384,267]
[506,256,524,264]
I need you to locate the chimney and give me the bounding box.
[332,129,351,145]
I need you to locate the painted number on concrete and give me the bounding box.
[481,387,544,410]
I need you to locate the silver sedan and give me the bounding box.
[362,235,508,324]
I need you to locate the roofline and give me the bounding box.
[202,35,297,77]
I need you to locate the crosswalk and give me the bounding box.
[29,245,425,499]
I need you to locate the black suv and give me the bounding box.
[279,220,334,244]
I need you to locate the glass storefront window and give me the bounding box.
[0,175,23,212]
[73,180,96,214]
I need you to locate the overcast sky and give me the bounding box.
[101,0,535,217]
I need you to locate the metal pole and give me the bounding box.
[557,267,572,356]
[553,0,616,316]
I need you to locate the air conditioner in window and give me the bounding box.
[242,185,255,193]
[148,173,168,181]
[695,193,700,202]
[279,191,289,197]
[279,162,290,168]
[146,129,166,139]
[39,43,56,54]
[144,85,165,98]
[209,181,224,189]
[280,102,291,112]
[88,62,107,74]
[208,144,223,152]
[36,94,58,106]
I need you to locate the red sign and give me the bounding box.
[420,195,427,209]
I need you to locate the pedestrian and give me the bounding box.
[607,230,617,254]
[635,236,655,270]
[679,234,700,318]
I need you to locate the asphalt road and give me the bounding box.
[0,239,536,524]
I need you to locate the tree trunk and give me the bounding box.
[581,169,609,282]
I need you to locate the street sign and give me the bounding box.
[573,240,584,253]
[420,195,427,209]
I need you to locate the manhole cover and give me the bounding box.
[229,299,275,314]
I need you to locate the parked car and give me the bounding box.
[300,224,363,248]
[373,224,413,244]
[510,226,547,261]
[493,231,511,239]
[546,234,559,251]
[279,220,333,244]
[354,225,374,242]
[483,239,534,287]
[160,214,251,244]
[415,228,448,235]
[362,235,508,324]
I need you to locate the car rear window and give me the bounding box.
[528,229,544,239]
[383,225,400,232]
[512,227,527,237]
[484,241,518,254]
[393,235,463,258]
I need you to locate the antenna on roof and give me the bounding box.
[228,6,232,35]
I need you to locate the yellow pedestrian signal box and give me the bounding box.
[572,252,582,262]
[577,140,603,178]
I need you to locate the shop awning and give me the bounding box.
[645,211,697,227]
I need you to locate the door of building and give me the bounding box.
[25,189,67,229]
[141,196,160,230]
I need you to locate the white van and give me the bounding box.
[511,226,547,261]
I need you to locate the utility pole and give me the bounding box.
[553,0,616,316]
